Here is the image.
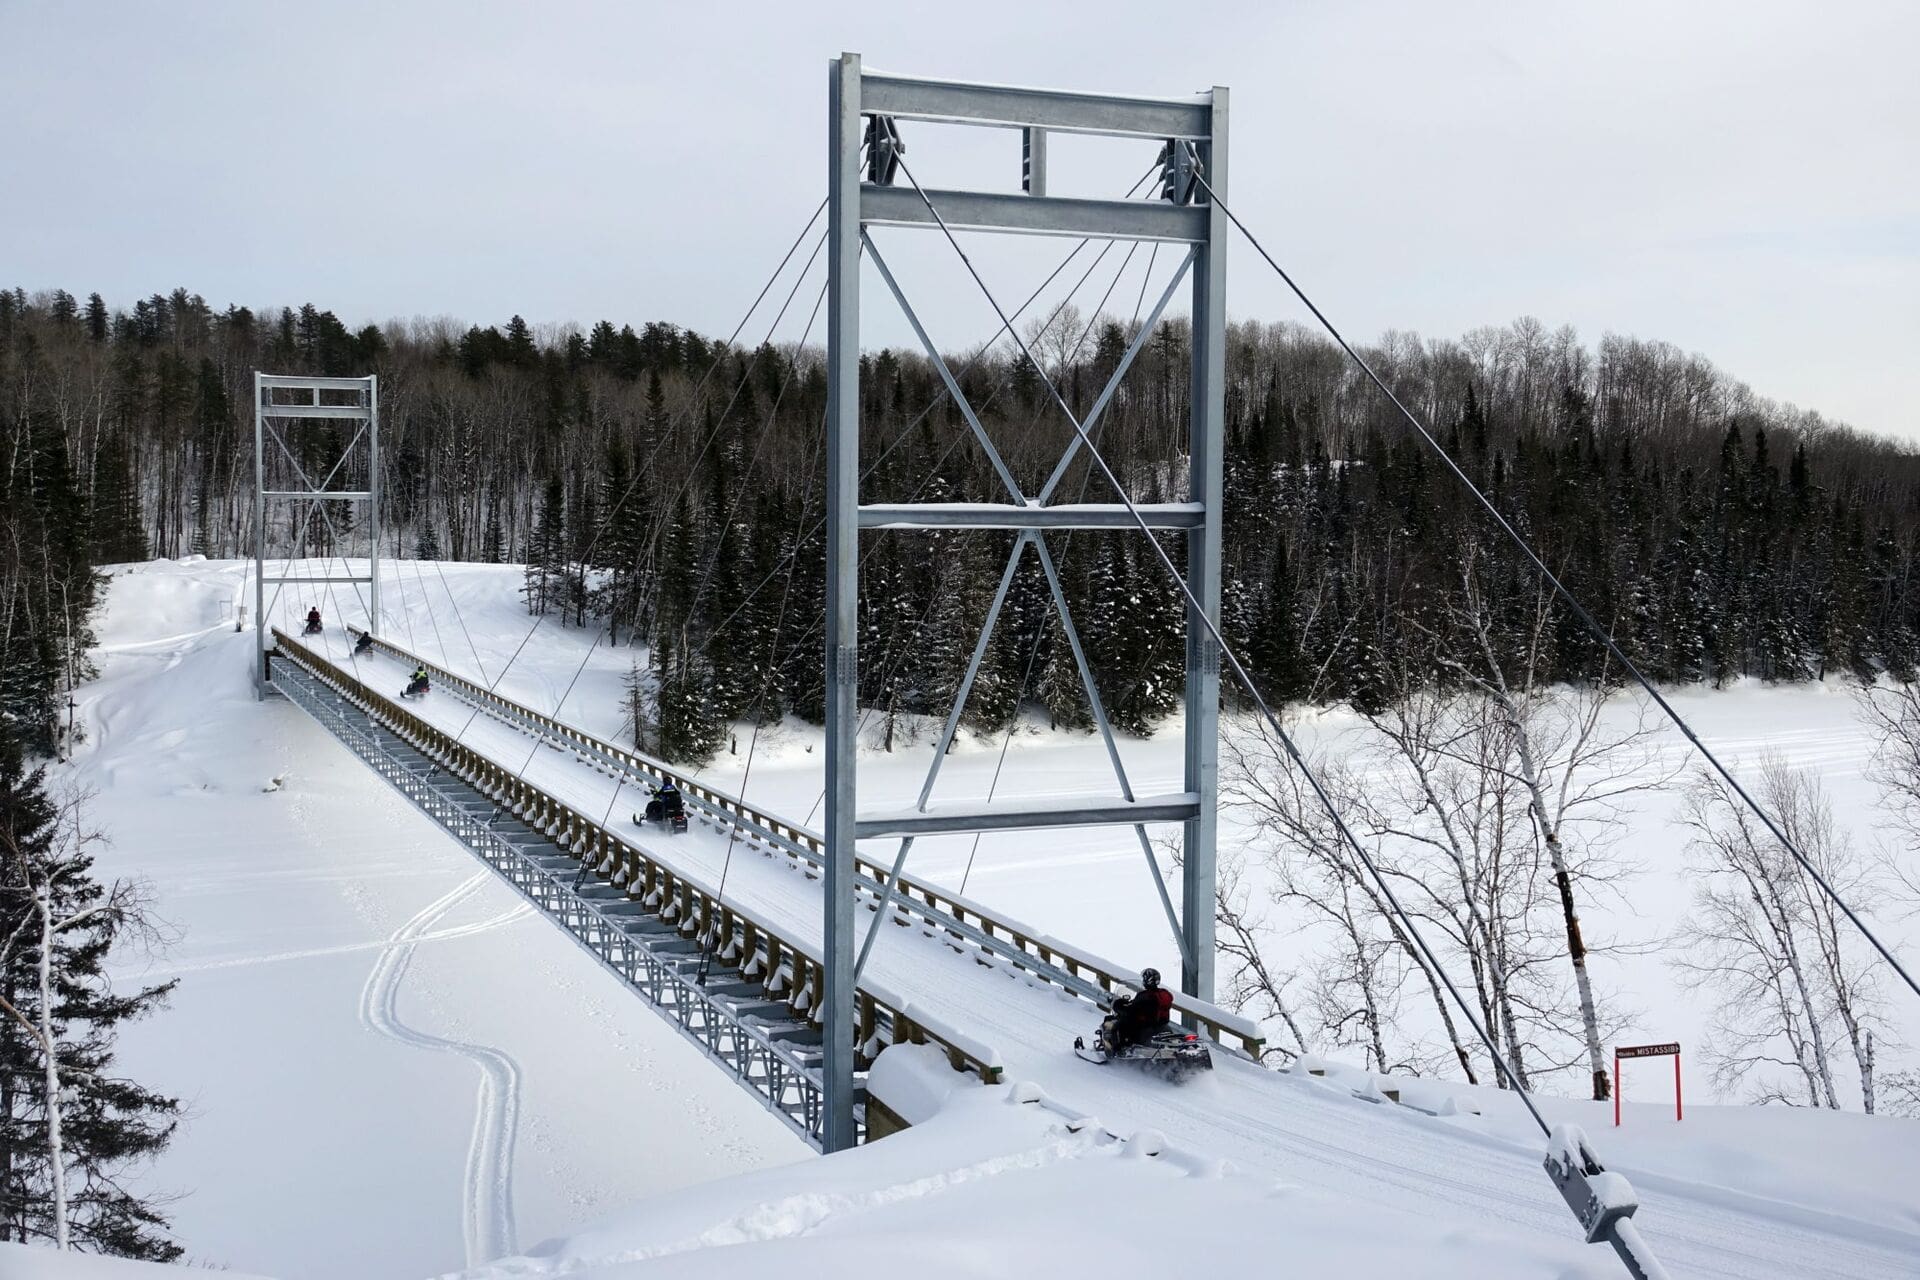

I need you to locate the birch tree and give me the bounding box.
[1672,757,1886,1109]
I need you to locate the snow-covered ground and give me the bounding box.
[30,556,1920,1279]
[62,559,807,1278]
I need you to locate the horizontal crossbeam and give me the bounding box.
[259,404,370,419]
[261,490,372,499]
[257,375,375,390]
[855,792,1201,838]
[261,575,374,585]
[862,71,1211,139]
[858,502,1203,531]
[861,184,1206,243]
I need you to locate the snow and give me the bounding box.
[0,1241,270,1279]
[59,561,807,1277]
[457,1050,1602,1280]
[19,556,1920,1279]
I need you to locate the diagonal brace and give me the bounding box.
[1036,247,1195,503]
[864,233,1028,506]
[1032,535,1192,972]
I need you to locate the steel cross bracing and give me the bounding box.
[824,53,1229,1151]
[252,373,381,696]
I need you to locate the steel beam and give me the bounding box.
[856,794,1202,839]
[821,49,863,1155]
[368,373,382,630]
[258,374,377,390]
[261,575,374,585]
[857,502,1203,530]
[861,71,1210,139]
[258,403,372,419]
[1181,92,1229,1005]
[261,490,372,499]
[861,185,1206,243]
[253,373,266,695]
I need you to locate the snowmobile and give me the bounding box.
[303,614,324,636]
[635,782,689,835]
[1074,996,1213,1078]
[400,673,431,700]
[353,630,375,655]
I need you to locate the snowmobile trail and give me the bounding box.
[359,873,523,1268]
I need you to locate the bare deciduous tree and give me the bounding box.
[1672,757,1886,1110]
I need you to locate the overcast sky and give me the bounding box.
[3,1,1914,436]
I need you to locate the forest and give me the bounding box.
[4,284,1920,762]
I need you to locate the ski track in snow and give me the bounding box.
[111,904,532,981]
[359,873,523,1268]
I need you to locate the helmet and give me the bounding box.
[1141,968,1161,989]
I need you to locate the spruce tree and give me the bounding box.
[0,739,181,1257]
[521,475,565,616]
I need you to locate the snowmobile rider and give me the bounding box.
[1110,968,1174,1050]
[353,630,374,655]
[406,665,430,695]
[305,607,323,633]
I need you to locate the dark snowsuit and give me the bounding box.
[1112,986,1173,1049]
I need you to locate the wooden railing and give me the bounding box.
[343,626,1265,1058]
[274,629,1003,1086]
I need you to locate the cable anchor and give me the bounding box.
[864,115,904,185]
[1157,139,1204,205]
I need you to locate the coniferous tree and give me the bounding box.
[0,739,181,1257]
[521,474,565,616]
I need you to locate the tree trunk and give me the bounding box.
[34,890,69,1250]
[1545,829,1610,1100]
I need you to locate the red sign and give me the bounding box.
[1615,1042,1682,1125]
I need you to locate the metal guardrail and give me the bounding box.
[346,626,1265,1058]
[271,631,1004,1140]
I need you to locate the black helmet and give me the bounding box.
[1141,968,1161,989]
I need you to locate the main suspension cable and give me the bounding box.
[1188,168,1920,1006]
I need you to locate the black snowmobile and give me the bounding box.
[400,670,431,700]
[1074,986,1212,1078]
[303,613,324,635]
[635,781,689,835]
[354,630,375,655]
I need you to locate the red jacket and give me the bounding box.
[1122,986,1173,1033]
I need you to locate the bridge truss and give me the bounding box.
[251,373,381,695]
[822,53,1229,1151]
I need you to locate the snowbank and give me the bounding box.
[0,1243,270,1280]
[455,1051,1600,1280]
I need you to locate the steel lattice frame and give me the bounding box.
[823,53,1228,1151]
[252,373,381,694]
